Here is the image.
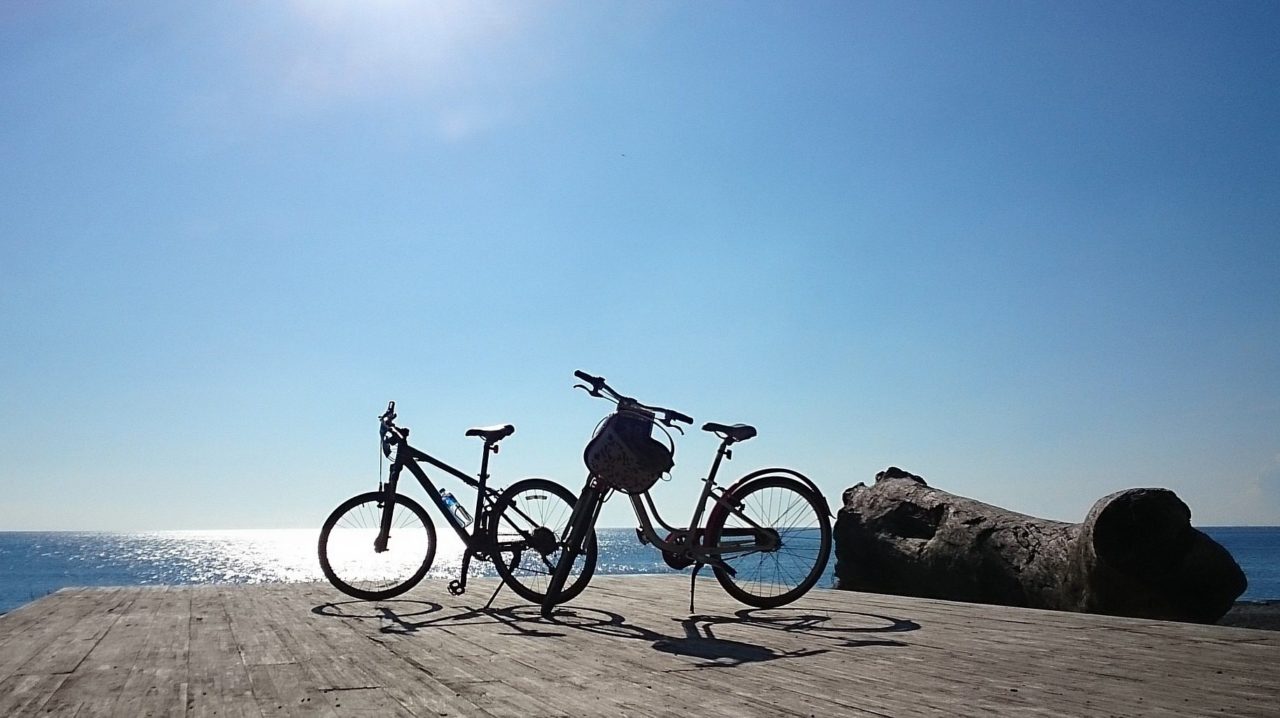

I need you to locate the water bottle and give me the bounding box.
[440,489,472,527]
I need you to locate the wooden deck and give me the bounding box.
[0,576,1276,717]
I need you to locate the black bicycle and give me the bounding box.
[318,401,598,603]
[542,371,832,617]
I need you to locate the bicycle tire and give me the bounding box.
[705,476,831,608]
[318,491,437,601]
[489,478,598,605]
[540,482,604,617]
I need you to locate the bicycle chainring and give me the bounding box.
[661,531,694,570]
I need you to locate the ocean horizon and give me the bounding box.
[2,526,1277,616]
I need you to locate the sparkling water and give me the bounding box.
[1,527,1275,615]
[0,528,832,614]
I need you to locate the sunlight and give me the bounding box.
[283,0,533,103]
[143,528,479,583]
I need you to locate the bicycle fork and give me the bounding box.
[374,466,404,553]
[540,480,605,618]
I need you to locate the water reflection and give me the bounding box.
[0,528,840,614]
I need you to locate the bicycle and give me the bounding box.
[541,371,833,617]
[318,401,598,604]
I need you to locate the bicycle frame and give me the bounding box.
[621,435,780,563]
[322,399,600,607]
[541,371,835,616]
[376,428,532,594]
[381,437,500,546]
[563,373,785,565]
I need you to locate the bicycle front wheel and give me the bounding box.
[490,478,597,604]
[318,491,437,601]
[705,476,831,608]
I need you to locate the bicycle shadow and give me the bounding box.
[538,603,917,668]
[696,606,920,649]
[312,598,919,668]
[311,597,566,638]
[652,617,825,667]
[312,598,442,623]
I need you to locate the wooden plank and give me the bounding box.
[31,667,134,717]
[803,588,1276,710]
[262,583,491,717]
[561,579,943,717]
[364,580,911,717]
[21,588,157,717]
[247,662,334,717]
[0,674,67,716]
[0,589,78,659]
[186,587,262,718]
[1,578,1277,718]
[569,576,1280,717]
[111,586,192,718]
[224,585,296,667]
[0,588,133,681]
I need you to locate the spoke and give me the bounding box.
[714,481,827,602]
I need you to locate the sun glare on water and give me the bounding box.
[119,529,479,585]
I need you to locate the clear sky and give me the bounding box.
[2,1,1277,531]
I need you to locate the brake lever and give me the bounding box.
[659,416,685,435]
[574,383,603,398]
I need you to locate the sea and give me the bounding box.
[1,527,1277,616]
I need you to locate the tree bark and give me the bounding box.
[833,468,1246,623]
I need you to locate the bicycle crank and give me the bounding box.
[661,531,694,570]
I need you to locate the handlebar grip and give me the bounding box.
[668,410,694,425]
[574,370,605,385]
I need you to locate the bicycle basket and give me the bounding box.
[583,408,674,494]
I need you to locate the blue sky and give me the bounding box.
[2,1,1277,531]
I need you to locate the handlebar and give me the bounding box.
[574,370,604,386]
[572,370,693,428]
[667,410,694,425]
[379,401,408,456]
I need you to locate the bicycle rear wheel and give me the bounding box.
[318,491,437,601]
[489,478,597,604]
[705,476,831,608]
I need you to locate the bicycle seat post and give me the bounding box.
[720,436,735,462]
[478,440,494,489]
[707,436,734,483]
[463,425,515,491]
[448,437,501,599]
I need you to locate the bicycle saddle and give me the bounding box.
[465,424,515,442]
[701,422,757,443]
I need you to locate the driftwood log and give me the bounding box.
[834,468,1247,623]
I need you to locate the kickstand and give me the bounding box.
[688,562,703,614]
[482,578,504,610]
